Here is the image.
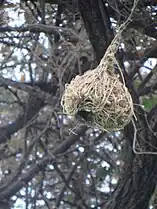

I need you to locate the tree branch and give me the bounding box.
[129,43,157,79]
[0,76,56,143]
[78,0,114,62]
[0,24,82,40]
[0,126,87,200]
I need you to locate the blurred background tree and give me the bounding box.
[0,0,157,209]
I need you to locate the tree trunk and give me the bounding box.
[78,0,113,63]
[78,0,157,208]
[105,106,157,209]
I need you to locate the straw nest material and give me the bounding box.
[61,47,134,131]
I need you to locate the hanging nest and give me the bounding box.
[61,43,134,131]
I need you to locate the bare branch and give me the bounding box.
[0,126,87,200]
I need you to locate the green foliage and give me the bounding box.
[142,95,157,110]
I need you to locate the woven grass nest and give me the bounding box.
[61,46,134,131]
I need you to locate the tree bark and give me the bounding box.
[78,0,113,63]
[78,0,157,208]
[105,106,157,209]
